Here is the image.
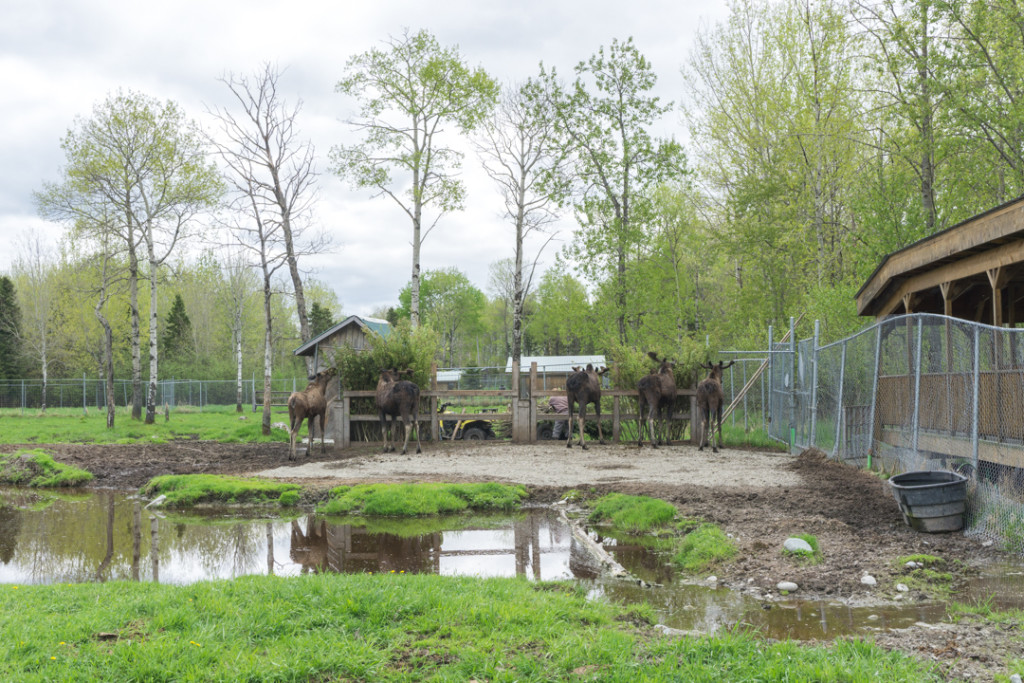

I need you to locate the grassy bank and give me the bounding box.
[0,406,286,445]
[0,575,938,682]
[0,449,93,487]
[142,474,301,507]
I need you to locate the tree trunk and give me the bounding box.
[129,251,142,420]
[145,251,159,424]
[96,300,116,429]
[235,324,243,413]
[261,276,274,436]
[280,211,312,374]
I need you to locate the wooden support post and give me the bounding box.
[612,395,621,443]
[689,394,698,445]
[341,396,351,449]
[430,363,440,442]
[529,362,538,442]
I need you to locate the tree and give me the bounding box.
[475,79,562,395]
[11,234,60,411]
[162,293,193,366]
[542,38,687,345]
[208,64,327,373]
[397,268,485,366]
[35,90,221,422]
[218,249,259,412]
[525,269,593,355]
[332,28,498,328]
[0,276,23,380]
[309,301,335,337]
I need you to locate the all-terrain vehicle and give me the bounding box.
[437,402,498,440]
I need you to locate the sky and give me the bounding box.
[0,0,730,318]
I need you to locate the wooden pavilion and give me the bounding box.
[856,195,1024,324]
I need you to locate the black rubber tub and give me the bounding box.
[889,470,968,533]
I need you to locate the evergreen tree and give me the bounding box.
[0,276,23,379]
[309,301,336,337]
[162,293,193,363]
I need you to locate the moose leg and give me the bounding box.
[565,402,575,449]
[379,413,390,453]
[663,404,673,446]
[318,411,326,454]
[698,408,708,451]
[411,408,422,454]
[715,402,724,453]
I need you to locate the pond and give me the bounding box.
[3,487,1022,641]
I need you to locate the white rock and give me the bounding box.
[893,593,904,600]
[905,561,920,569]
[896,583,909,592]
[861,574,877,586]
[982,540,995,548]
[776,581,799,592]
[1008,674,1021,683]
[145,494,167,509]
[705,575,718,585]
[784,538,814,554]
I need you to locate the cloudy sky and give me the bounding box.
[0,0,729,317]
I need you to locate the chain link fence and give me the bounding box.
[770,313,1024,555]
[0,378,308,412]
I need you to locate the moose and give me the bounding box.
[696,360,735,453]
[637,352,677,448]
[287,367,337,461]
[375,368,423,455]
[565,364,610,450]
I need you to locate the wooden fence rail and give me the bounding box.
[331,388,699,448]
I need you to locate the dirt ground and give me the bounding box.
[14,438,1024,681]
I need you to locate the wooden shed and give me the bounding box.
[293,315,391,370]
[856,195,1024,324]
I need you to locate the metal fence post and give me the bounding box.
[911,316,923,455]
[833,340,847,459]
[729,363,736,429]
[767,325,774,437]
[82,373,87,415]
[810,320,820,449]
[742,360,748,433]
[789,316,796,453]
[867,323,882,467]
[972,325,981,471]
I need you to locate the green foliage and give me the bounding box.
[308,301,335,337]
[334,319,438,390]
[606,340,707,391]
[161,293,193,364]
[318,482,528,517]
[587,493,677,534]
[397,268,486,366]
[673,523,738,572]
[0,574,940,681]
[0,275,23,379]
[141,474,301,508]
[0,449,93,487]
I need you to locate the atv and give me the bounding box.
[438,402,498,440]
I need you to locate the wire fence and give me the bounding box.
[769,313,1024,555]
[0,377,309,412]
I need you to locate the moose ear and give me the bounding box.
[724,360,736,369]
[647,351,659,361]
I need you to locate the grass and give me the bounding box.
[587,493,678,534]
[319,482,529,516]
[783,533,823,565]
[0,449,94,487]
[0,574,941,682]
[0,405,287,445]
[141,474,301,508]
[673,523,738,573]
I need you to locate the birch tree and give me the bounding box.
[332,28,498,328]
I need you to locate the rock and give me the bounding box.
[272,422,289,431]
[861,574,877,586]
[705,575,718,585]
[893,593,903,600]
[905,561,920,569]
[784,537,814,554]
[1008,674,1021,683]
[982,540,995,548]
[896,583,909,592]
[776,581,799,592]
[145,494,167,509]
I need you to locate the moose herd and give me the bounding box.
[286,353,739,458]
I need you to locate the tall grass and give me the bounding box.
[0,575,940,681]
[319,482,529,516]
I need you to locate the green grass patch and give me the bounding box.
[947,597,1024,625]
[0,574,940,681]
[0,405,287,445]
[141,474,300,508]
[783,533,823,565]
[587,493,677,534]
[897,554,945,567]
[318,482,528,516]
[0,449,93,487]
[673,523,738,573]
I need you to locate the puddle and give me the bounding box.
[3,488,1023,641]
[0,488,578,584]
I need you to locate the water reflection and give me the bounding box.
[0,488,577,585]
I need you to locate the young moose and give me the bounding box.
[637,352,677,448]
[565,364,610,450]
[696,360,735,453]
[375,368,423,455]
[287,367,337,461]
